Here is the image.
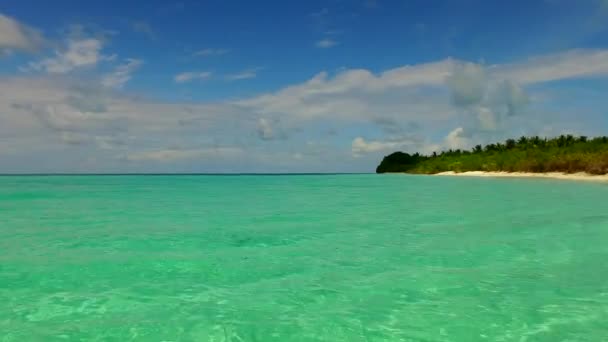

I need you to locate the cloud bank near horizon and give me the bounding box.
[1,12,607,172]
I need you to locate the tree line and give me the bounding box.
[376,135,608,174]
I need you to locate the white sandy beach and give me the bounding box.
[435,171,608,182]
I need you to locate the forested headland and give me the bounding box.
[376,135,608,175]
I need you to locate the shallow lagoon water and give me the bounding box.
[1,174,608,341]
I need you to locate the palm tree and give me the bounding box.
[566,134,575,145]
[517,136,528,147]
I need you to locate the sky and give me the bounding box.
[1,0,608,173]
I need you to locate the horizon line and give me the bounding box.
[0,172,374,176]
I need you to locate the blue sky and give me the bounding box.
[1,0,608,173]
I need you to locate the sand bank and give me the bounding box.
[435,171,608,182]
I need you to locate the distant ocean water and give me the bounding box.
[1,174,608,341]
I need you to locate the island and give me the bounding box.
[376,135,608,175]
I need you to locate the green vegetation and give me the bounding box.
[376,135,608,174]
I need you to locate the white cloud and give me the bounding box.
[446,63,486,106]
[24,38,111,73]
[226,68,260,81]
[244,59,454,105]
[257,118,274,140]
[0,76,252,164]
[443,127,470,150]
[488,80,529,116]
[125,147,243,162]
[2,48,608,172]
[475,107,498,131]
[442,50,608,107]
[446,62,531,135]
[491,49,608,84]
[316,38,337,48]
[174,71,212,83]
[351,136,441,157]
[352,137,400,155]
[101,59,143,88]
[238,60,456,124]
[194,48,229,57]
[0,13,44,53]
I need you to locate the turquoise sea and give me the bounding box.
[1,174,608,341]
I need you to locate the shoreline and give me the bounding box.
[434,171,608,182]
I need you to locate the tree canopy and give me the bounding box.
[376,135,608,175]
